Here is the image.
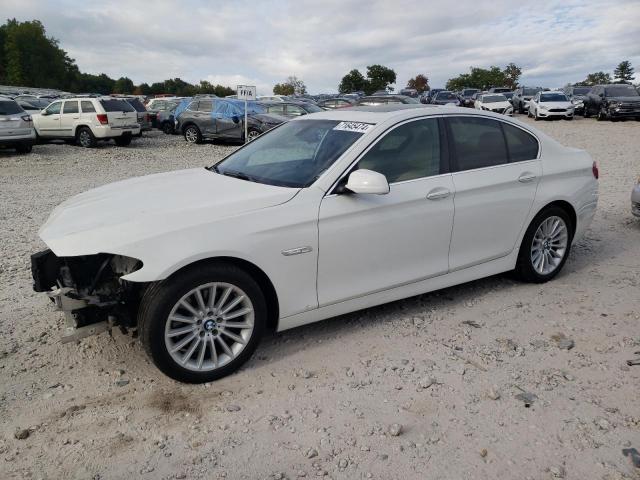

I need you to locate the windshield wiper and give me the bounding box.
[221,170,256,182]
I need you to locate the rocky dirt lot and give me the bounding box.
[1,117,639,480]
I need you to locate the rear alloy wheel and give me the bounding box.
[184,125,202,144]
[139,263,266,383]
[515,206,573,283]
[247,129,261,142]
[77,127,97,148]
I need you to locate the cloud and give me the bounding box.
[4,0,640,93]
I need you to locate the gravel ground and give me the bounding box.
[1,117,639,480]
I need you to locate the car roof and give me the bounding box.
[294,104,486,123]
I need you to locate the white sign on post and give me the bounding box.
[237,85,257,143]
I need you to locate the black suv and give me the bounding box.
[583,84,640,120]
[458,88,479,107]
[512,87,543,113]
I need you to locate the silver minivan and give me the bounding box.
[0,96,36,154]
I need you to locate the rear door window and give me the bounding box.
[447,116,509,171]
[267,104,285,115]
[199,100,213,112]
[63,101,79,114]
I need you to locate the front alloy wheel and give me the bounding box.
[164,282,255,372]
[184,125,202,144]
[138,263,266,383]
[247,129,261,142]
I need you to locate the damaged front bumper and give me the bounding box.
[31,249,144,343]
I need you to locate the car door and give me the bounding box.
[36,101,62,137]
[194,100,215,135]
[445,116,541,271]
[317,117,455,305]
[60,100,80,137]
[215,103,243,139]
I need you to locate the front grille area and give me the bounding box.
[549,108,566,112]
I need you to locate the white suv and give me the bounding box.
[33,97,140,147]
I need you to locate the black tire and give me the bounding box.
[518,102,525,114]
[15,143,32,154]
[514,206,574,283]
[596,107,607,121]
[114,135,132,146]
[76,127,97,148]
[583,104,591,118]
[138,262,267,383]
[184,125,202,144]
[162,122,174,134]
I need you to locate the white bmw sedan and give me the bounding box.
[32,105,598,383]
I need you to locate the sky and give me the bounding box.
[4,0,640,94]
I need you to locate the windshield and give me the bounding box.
[572,87,591,95]
[523,88,541,96]
[0,100,24,115]
[126,99,147,112]
[540,93,568,102]
[482,95,507,103]
[605,85,639,97]
[100,99,135,112]
[303,103,323,113]
[212,119,368,188]
[436,92,456,100]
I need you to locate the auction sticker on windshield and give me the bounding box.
[333,121,374,133]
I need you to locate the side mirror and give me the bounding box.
[40,110,49,116]
[232,115,240,124]
[345,169,390,195]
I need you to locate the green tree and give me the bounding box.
[338,69,367,94]
[273,82,295,95]
[406,74,430,93]
[503,63,522,90]
[582,71,612,86]
[365,64,396,94]
[446,66,507,91]
[137,82,151,95]
[273,76,307,95]
[614,60,634,83]
[112,76,135,94]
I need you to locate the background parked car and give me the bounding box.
[0,95,35,154]
[32,97,140,147]
[121,97,152,133]
[145,98,183,128]
[177,97,287,144]
[512,87,543,113]
[260,100,323,117]
[431,91,460,106]
[563,85,591,115]
[399,88,419,98]
[632,176,640,217]
[458,88,480,107]
[356,95,419,106]
[317,98,355,110]
[424,88,445,104]
[474,93,513,115]
[256,95,292,102]
[14,95,50,113]
[583,84,640,120]
[528,91,574,120]
[487,87,512,94]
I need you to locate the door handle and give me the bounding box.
[518,173,537,183]
[426,188,451,200]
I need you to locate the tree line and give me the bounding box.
[0,19,234,96]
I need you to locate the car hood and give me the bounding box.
[252,113,288,124]
[40,168,299,256]
[606,96,640,103]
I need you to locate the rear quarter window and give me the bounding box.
[502,123,539,162]
[448,117,509,171]
[81,101,96,113]
[100,99,135,112]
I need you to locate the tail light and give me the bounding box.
[97,114,108,125]
[592,161,599,179]
[21,114,32,122]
